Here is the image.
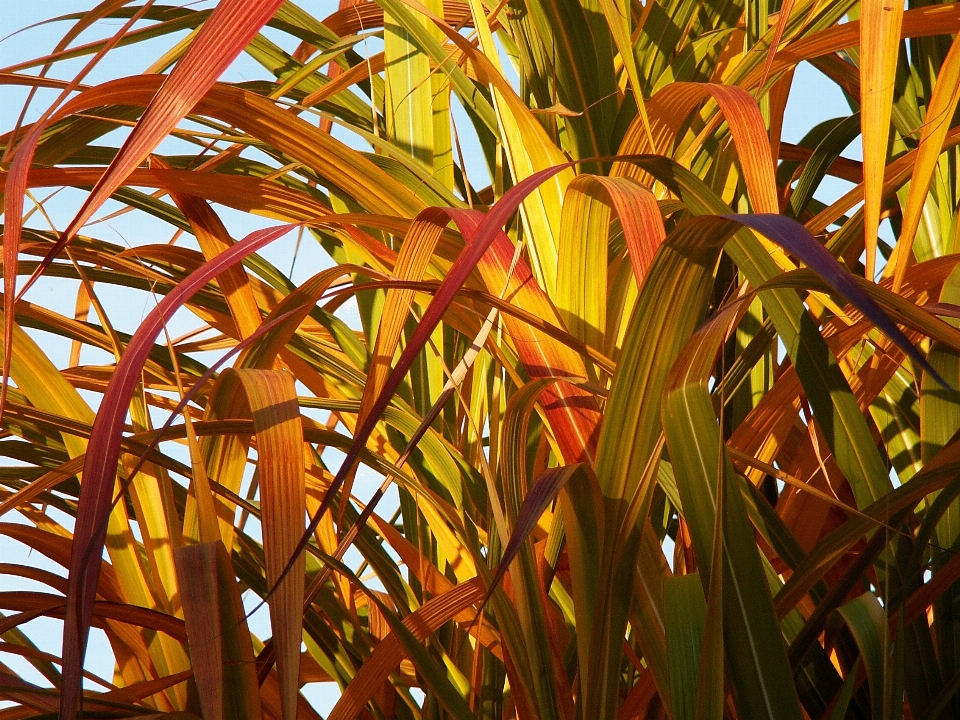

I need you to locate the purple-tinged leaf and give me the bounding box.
[925,302,960,320]
[726,213,949,388]
[487,464,583,597]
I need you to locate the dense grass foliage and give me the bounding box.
[3,0,960,718]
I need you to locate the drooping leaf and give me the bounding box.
[212,369,305,720]
[61,223,295,719]
[726,213,946,386]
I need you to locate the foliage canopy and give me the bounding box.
[3,0,960,719]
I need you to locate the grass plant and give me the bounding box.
[3,0,960,718]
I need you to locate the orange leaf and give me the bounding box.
[758,0,796,91]
[368,513,503,656]
[61,223,294,720]
[9,166,333,222]
[320,0,477,36]
[153,157,264,340]
[565,175,666,283]
[211,369,305,720]
[740,3,960,90]
[474,225,602,464]
[328,578,486,720]
[890,31,960,290]
[617,83,779,214]
[24,0,287,302]
[806,125,960,237]
[353,208,454,504]
[1,2,154,422]
[860,0,904,280]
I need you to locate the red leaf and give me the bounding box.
[60,223,294,720]
[15,0,286,305]
[264,162,579,632]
